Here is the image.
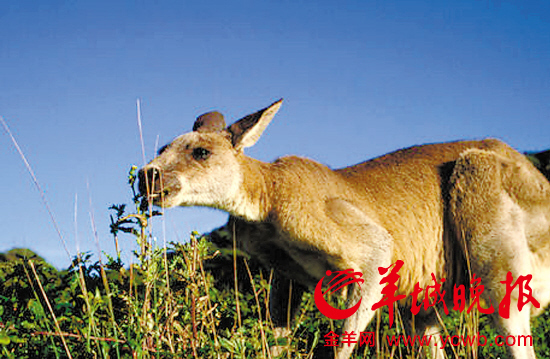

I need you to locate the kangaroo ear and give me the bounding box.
[227,99,283,151]
[193,111,227,132]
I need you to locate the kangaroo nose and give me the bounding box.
[138,167,161,196]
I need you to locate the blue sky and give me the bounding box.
[1,0,549,268]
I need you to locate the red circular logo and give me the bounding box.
[314,269,364,320]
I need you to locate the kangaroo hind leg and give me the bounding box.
[450,149,543,359]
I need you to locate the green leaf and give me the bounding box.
[0,334,10,345]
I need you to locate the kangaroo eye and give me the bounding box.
[192,147,211,160]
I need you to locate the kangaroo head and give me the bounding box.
[138,99,282,210]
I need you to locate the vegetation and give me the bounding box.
[1,164,550,359]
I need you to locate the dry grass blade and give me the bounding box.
[27,260,73,359]
[32,331,125,343]
[0,116,72,260]
[243,258,270,359]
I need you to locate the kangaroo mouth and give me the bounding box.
[138,188,172,211]
[137,167,177,209]
[137,176,173,210]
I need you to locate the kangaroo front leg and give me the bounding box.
[323,199,394,359]
[334,283,383,359]
[334,250,394,359]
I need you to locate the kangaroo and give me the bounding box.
[138,99,550,359]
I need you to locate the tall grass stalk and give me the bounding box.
[27,261,72,359]
[1,117,72,260]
